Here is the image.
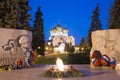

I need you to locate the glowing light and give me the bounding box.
[46,47,48,50]
[81,47,84,50]
[48,42,51,45]
[56,57,64,71]
[38,46,41,49]
[38,55,41,57]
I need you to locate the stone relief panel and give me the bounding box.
[90,29,120,69]
[0,28,33,68]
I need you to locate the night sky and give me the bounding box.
[29,0,114,45]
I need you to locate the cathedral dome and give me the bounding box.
[56,24,62,28]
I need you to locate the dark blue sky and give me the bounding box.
[29,0,114,45]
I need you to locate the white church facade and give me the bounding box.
[48,24,75,53]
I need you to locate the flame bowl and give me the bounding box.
[40,65,85,78]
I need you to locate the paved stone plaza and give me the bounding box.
[0,64,120,80]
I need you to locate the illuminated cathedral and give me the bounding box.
[48,24,75,53]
